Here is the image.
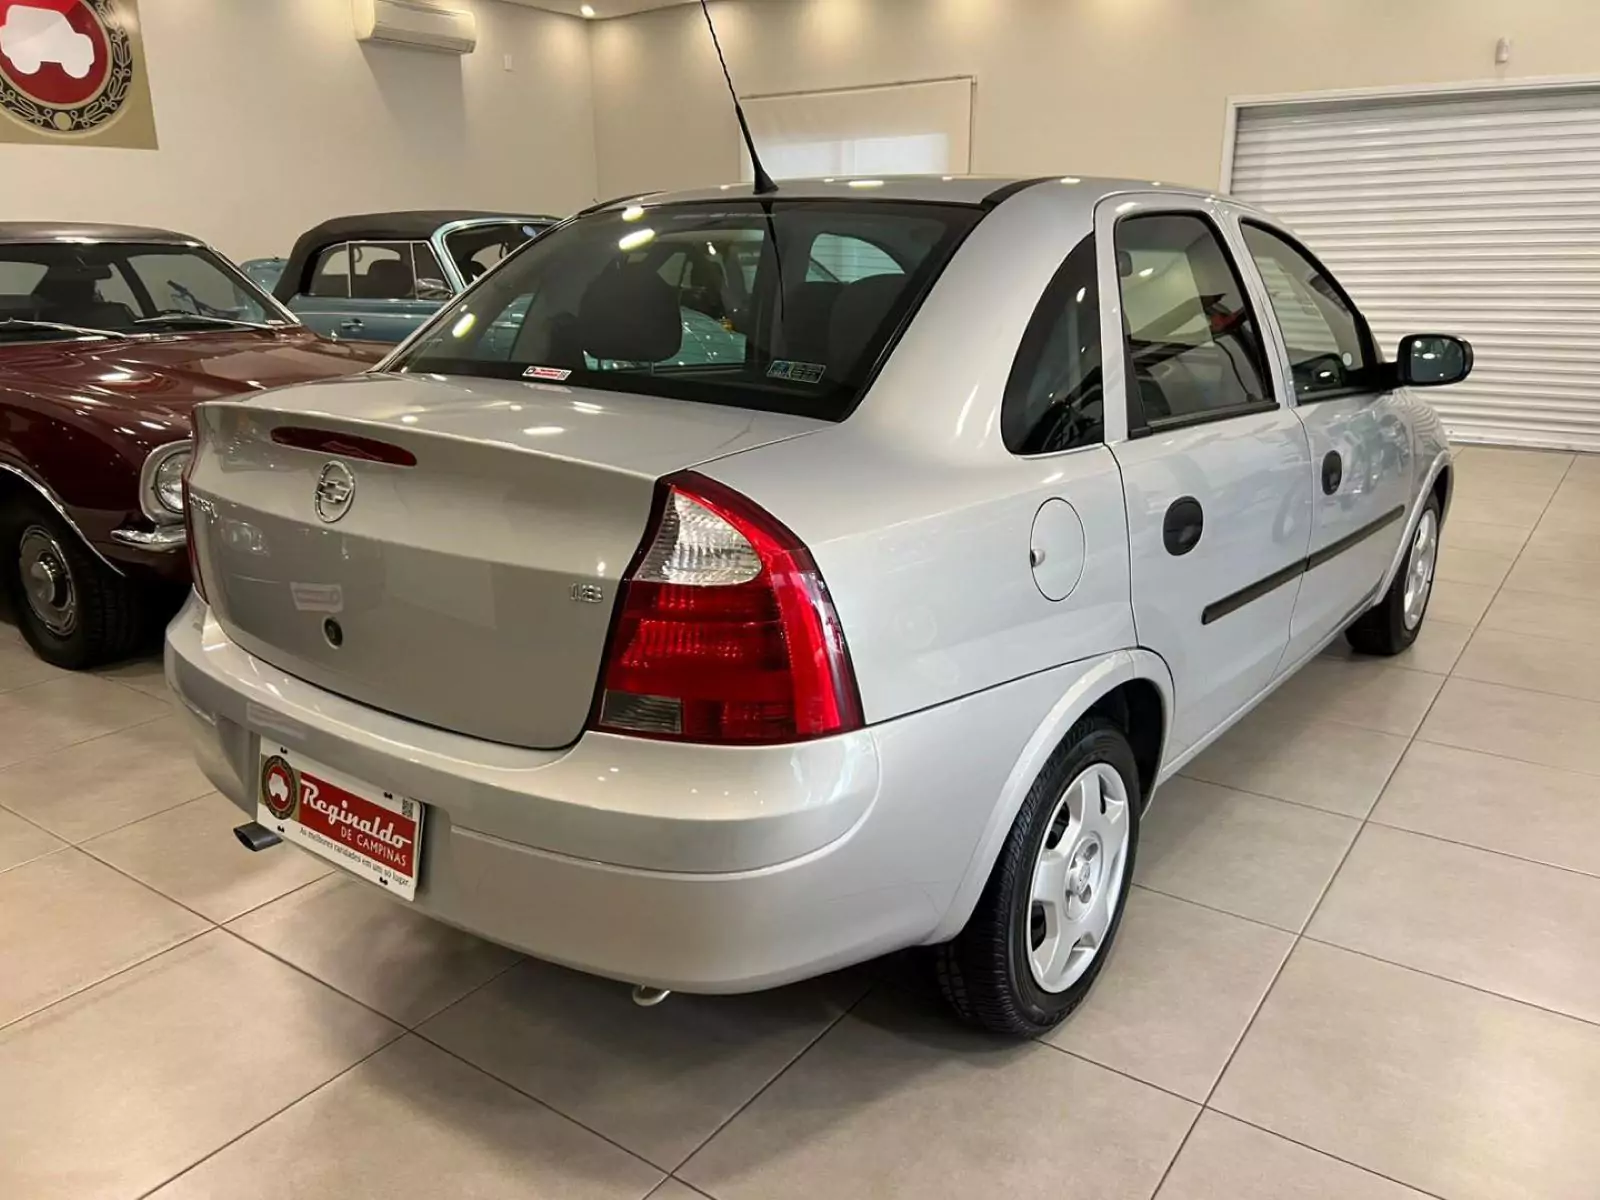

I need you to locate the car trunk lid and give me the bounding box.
[187,372,824,748]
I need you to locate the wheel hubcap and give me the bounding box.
[1027,762,1131,993]
[1403,509,1438,631]
[18,526,77,637]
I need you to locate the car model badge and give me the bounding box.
[260,756,299,821]
[313,461,356,523]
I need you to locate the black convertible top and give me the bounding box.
[272,210,556,302]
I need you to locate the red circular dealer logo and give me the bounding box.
[260,756,300,822]
[0,0,132,134]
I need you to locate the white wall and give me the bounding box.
[590,0,1600,198]
[0,0,598,261]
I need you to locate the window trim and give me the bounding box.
[1002,231,1105,458]
[1238,218,1383,405]
[1114,209,1280,439]
[307,241,354,299]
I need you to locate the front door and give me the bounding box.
[1229,219,1413,669]
[1103,198,1313,758]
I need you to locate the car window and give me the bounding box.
[0,261,46,293]
[444,221,547,284]
[0,242,279,334]
[392,200,979,422]
[308,245,351,298]
[1002,233,1103,455]
[96,263,142,311]
[1116,212,1272,427]
[348,242,419,300]
[124,252,270,321]
[1241,222,1376,400]
[807,233,900,283]
[412,242,452,301]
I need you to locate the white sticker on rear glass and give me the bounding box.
[523,365,572,381]
[767,360,826,385]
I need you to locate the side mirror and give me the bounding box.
[1397,333,1473,388]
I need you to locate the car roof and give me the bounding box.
[587,175,1214,211]
[271,211,559,304]
[297,211,558,245]
[0,221,203,245]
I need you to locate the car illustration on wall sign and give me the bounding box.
[0,4,95,78]
[169,176,1469,1034]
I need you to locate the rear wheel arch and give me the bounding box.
[926,653,1172,943]
[0,462,123,574]
[1082,677,1165,807]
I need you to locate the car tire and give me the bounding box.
[935,715,1141,1037]
[0,498,154,670]
[1345,493,1441,657]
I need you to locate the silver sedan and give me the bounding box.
[167,176,1467,1034]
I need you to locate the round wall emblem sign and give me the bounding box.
[260,756,300,822]
[0,0,134,135]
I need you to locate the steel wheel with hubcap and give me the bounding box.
[1027,762,1130,993]
[1346,491,1443,657]
[0,497,156,670]
[19,525,79,639]
[1402,507,1438,632]
[937,715,1141,1036]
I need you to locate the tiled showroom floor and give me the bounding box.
[3,444,1599,1200]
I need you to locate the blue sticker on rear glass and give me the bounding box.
[767,360,826,384]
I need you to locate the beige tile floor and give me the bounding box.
[3,444,1599,1199]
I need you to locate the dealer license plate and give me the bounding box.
[257,745,423,900]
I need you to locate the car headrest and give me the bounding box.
[828,273,904,379]
[362,259,414,299]
[577,263,682,363]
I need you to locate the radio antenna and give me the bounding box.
[699,0,777,195]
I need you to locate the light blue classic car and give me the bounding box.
[243,210,556,343]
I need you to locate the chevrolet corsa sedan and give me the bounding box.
[168,177,1468,1035]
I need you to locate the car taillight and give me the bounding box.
[182,426,207,602]
[593,472,863,745]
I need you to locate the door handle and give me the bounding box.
[1163,496,1204,556]
[339,318,364,333]
[1321,451,1343,495]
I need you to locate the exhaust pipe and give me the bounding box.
[234,822,282,852]
[631,984,671,1007]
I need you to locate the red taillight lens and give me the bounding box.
[593,472,863,745]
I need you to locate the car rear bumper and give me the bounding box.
[167,595,940,991]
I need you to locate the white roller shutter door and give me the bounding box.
[1231,88,1600,451]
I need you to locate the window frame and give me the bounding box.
[1237,218,1383,405]
[1113,208,1280,439]
[307,242,354,299]
[1001,231,1105,458]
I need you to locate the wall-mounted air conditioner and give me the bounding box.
[353,0,477,55]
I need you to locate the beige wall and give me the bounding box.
[590,0,1600,197]
[0,0,597,262]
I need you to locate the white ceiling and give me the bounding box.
[499,0,708,17]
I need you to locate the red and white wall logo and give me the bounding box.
[0,0,153,144]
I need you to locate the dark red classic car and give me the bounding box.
[0,223,383,668]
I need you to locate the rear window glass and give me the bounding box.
[391,200,980,420]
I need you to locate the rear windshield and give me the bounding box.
[390,200,981,420]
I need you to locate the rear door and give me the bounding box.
[1104,195,1314,758]
[1230,217,1413,669]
